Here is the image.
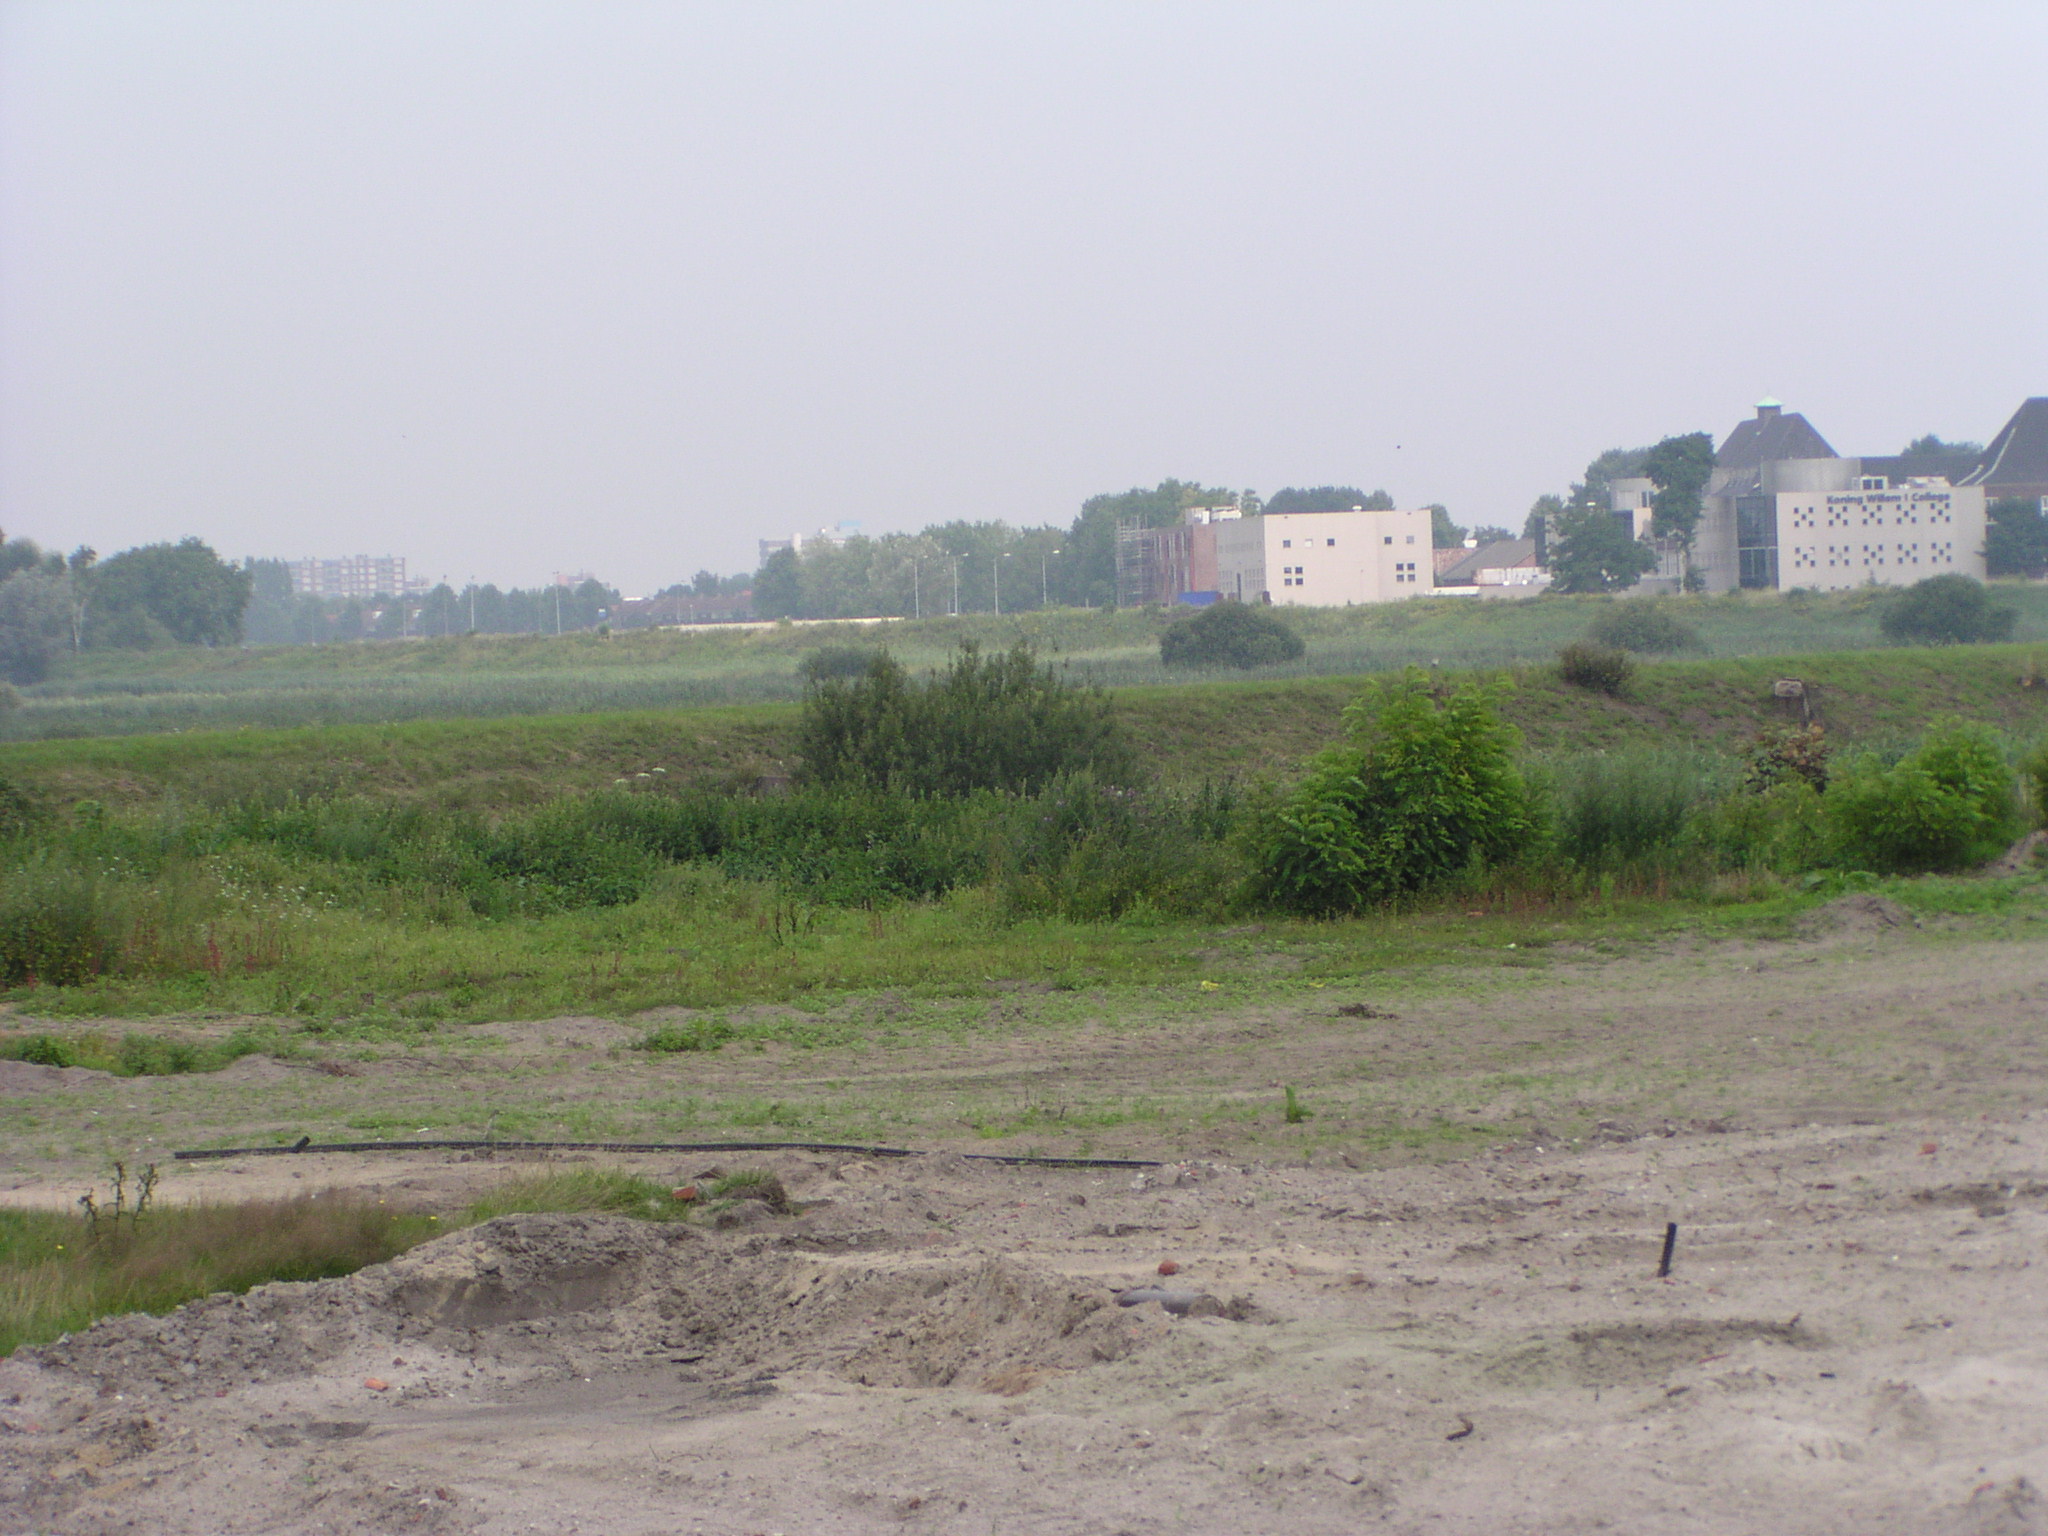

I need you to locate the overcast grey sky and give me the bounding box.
[3,2,2043,592]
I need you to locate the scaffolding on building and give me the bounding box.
[1114,521,1157,608]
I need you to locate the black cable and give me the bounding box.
[171,1137,1163,1170]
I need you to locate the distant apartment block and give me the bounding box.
[290,555,415,599]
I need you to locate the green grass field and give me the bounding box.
[5,640,2044,813]
[10,583,2048,744]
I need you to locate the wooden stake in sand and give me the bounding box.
[1656,1222,1678,1278]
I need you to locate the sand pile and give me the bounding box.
[20,1212,1148,1410]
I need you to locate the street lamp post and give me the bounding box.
[995,552,1013,615]
[1041,547,1061,608]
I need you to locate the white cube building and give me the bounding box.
[1213,507,1436,605]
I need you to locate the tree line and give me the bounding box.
[0,535,253,685]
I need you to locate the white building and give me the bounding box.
[1213,507,1436,605]
[1696,401,1985,592]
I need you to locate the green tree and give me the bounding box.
[1256,673,1541,913]
[86,539,252,648]
[1984,496,2048,579]
[0,533,64,583]
[1428,505,1466,548]
[1878,574,2016,645]
[1641,431,1716,585]
[1468,524,1514,545]
[1546,502,1657,594]
[1262,486,1394,516]
[1574,446,1652,512]
[753,547,803,619]
[0,569,69,683]
[1894,434,1984,482]
[1159,601,1306,669]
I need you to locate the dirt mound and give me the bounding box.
[1797,893,1917,936]
[23,1213,1146,1406]
[0,1059,110,1094]
[839,1257,1136,1389]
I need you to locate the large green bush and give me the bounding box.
[1258,674,1541,913]
[1878,575,2016,646]
[1824,719,2018,872]
[797,643,1135,797]
[1159,602,1306,669]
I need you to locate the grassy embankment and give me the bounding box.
[0,641,2035,1031]
[5,641,2045,813]
[10,583,2048,742]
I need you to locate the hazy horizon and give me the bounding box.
[3,2,2043,594]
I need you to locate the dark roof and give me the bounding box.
[1437,538,1536,584]
[1962,398,2048,495]
[1716,407,1837,472]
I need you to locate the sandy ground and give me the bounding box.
[3,899,2047,1534]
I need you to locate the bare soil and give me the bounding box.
[4,909,2048,1534]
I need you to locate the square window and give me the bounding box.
[1282,539,1291,548]
[1405,535,1415,544]
[1326,538,1336,547]
[1384,536,1393,545]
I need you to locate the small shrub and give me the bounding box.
[1825,718,2019,873]
[1283,1086,1311,1124]
[0,1033,73,1067]
[1743,724,1831,793]
[1878,574,2016,646]
[638,1018,737,1053]
[1257,673,1542,914]
[1586,600,1700,654]
[1159,602,1306,669]
[0,1028,266,1076]
[1557,642,1633,696]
